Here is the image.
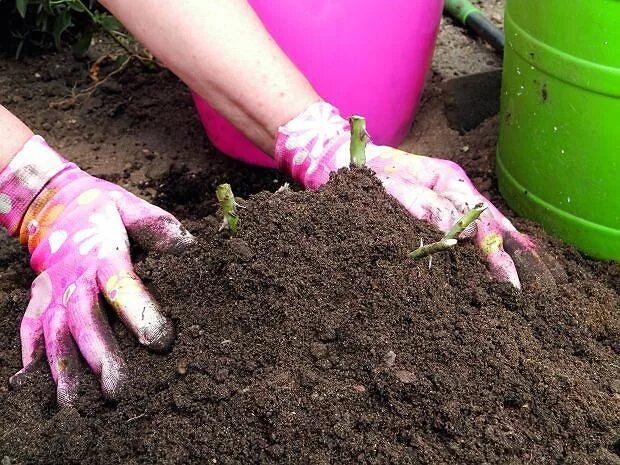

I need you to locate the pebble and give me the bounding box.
[383,350,396,367]
[176,360,188,375]
[395,370,416,384]
[353,384,366,393]
[608,379,620,394]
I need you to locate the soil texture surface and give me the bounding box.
[1,0,619,463]
[1,169,619,464]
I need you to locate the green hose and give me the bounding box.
[444,0,480,24]
[444,0,504,53]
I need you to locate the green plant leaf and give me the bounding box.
[97,13,122,33]
[41,0,54,15]
[52,9,73,49]
[114,54,129,67]
[15,39,25,59]
[16,0,29,18]
[72,30,93,58]
[68,3,85,13]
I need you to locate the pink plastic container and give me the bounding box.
[193,0,443,168]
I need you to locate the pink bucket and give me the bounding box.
[192,0,443,168]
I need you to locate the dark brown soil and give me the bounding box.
[1,168,619,465]
[1,1,619,463]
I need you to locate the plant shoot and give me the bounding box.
[409,203,487,260]
[349,115,369,167]
[216,183,240,237]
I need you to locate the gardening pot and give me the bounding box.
[192,0,443,168]
[497,0,620,260]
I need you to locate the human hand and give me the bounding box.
[0,136,193,405]
[275,102,554,289]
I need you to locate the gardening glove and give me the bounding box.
[275,101,552,289]
[0,135,193,406]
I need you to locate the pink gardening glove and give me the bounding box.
[275,102,552,289]
[0,136,193,406]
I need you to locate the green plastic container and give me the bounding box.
[497,0,620,260]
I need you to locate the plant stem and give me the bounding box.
[443,203,487,240]
[71,0,96,22]
[72,0,136,57]
[409,203,487,260]
[409,239,457,259]
[216,183,240,237]
[349,115,368,167]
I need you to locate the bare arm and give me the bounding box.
[0,105,34,170]
[99,0,320,155]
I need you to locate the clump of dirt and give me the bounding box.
[1,168,618,465]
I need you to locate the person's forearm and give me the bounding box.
[0,106,34,171]
[99,0,320,155]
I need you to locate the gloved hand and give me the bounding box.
[275,102,553,289]
[0,135,193,406]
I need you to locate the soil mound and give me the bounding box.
[1,169,618,464]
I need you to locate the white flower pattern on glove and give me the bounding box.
[73,204,129,259]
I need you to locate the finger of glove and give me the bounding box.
[9,349,44,390]
[476,219,521,289]
[114,191,194,254]
[18,316,43,371]
[65,279,127,400]
[441,186,519,242]
[10,272,54,388]
[433,160,516,224]
[503,231,557,291]
[19,272,54,367]
[42,305,80,407]
[97,259,174,353]
[382,180,462,234]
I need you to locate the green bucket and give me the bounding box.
[497,0,620,260]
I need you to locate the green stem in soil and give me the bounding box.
[409,203,486,260]
[443,202,487,240]
[409,238,457,260]
[216,183,240,237]
[349,115,368,168]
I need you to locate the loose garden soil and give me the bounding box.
[1,1,619,463]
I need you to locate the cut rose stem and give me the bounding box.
[409,203,487,260]
[349,115,369,167]
[216,183,240,237]
[409,238,457,259]
[443,202,487,240]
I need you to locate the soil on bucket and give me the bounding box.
[1,168,618,465]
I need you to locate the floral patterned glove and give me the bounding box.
[275,102,553,289]
[0,135,193,405]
